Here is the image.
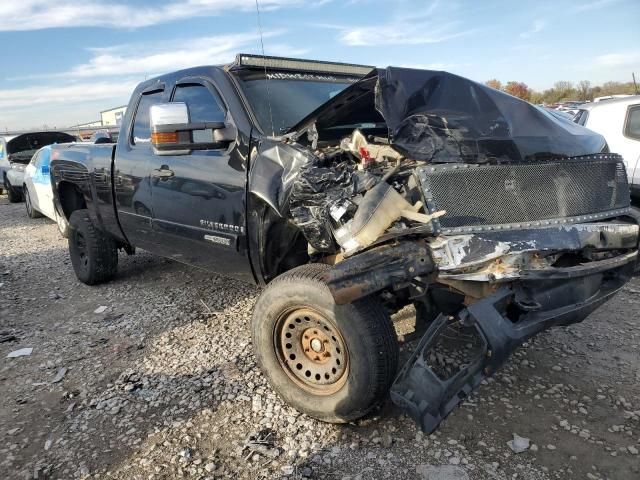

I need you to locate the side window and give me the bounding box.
[172,84,226,123]
[624,105,640,140]
[132,90,164,144]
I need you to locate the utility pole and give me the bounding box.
[633,73,638,95]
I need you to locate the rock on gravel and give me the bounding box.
[507,433,530,453]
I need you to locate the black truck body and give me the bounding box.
[50,55,640,433]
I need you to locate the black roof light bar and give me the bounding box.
[230,53,374,76]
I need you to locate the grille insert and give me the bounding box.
[415,155,630,234]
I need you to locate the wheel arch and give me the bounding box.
[57,180,87,220]
[252,201,310,285]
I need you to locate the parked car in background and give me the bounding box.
[0,132,75,202]
[574,96,640,197]
[90,129,116,144]
[543,107,575,122]
[594,94,633,102]
[23,145,69,236]
[0,135,17,197]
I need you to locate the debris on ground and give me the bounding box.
[6,347,33,358]
[507,433,531,453]
[51,367,67,384]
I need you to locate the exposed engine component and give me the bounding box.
[286,129,437,255]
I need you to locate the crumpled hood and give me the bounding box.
[289,67,606,163]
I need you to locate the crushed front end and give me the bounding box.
[248,66,640,432]
[386,156,639,432]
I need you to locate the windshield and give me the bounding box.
[233,70,358,134]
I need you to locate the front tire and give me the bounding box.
[68,209,118,285]
[25,188,43,218]
[251,263,398,423]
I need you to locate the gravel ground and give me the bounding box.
[1,193,639,480]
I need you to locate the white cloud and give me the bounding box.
[68,32,281,78]
[334,0,474,47]
[9,31,308,81]
[0,0,308,31]
[519,19,547,39]
[595,51,640,68]
[0,31,310,129]
[574,0,622,12]
[0,81,137,111]
[341,22,474,46]
[0,80,138,129]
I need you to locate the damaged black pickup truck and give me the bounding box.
[50,54,640,433]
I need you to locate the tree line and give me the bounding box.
[484,78,638,104]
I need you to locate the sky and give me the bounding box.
[0,0,638,131]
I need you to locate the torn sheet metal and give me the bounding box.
[248,140,316,217]
[249,139,389,252]
[429,222,640,282]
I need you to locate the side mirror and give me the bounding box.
[41,165,50,175]
[149,103,236,156]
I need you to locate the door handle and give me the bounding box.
[152,167,174,179]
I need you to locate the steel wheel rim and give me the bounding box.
[274,307,349,395]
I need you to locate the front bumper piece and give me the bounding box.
[390,250,638,433]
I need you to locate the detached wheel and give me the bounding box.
[25,188,43,218]
[68,209,118,285]
[252,263,398,423]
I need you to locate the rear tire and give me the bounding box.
[68,209,118,285]
[6,180,23,203]
[251,263,399,423]
[24,188,43,218]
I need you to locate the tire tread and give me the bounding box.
[68,209,117,285]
